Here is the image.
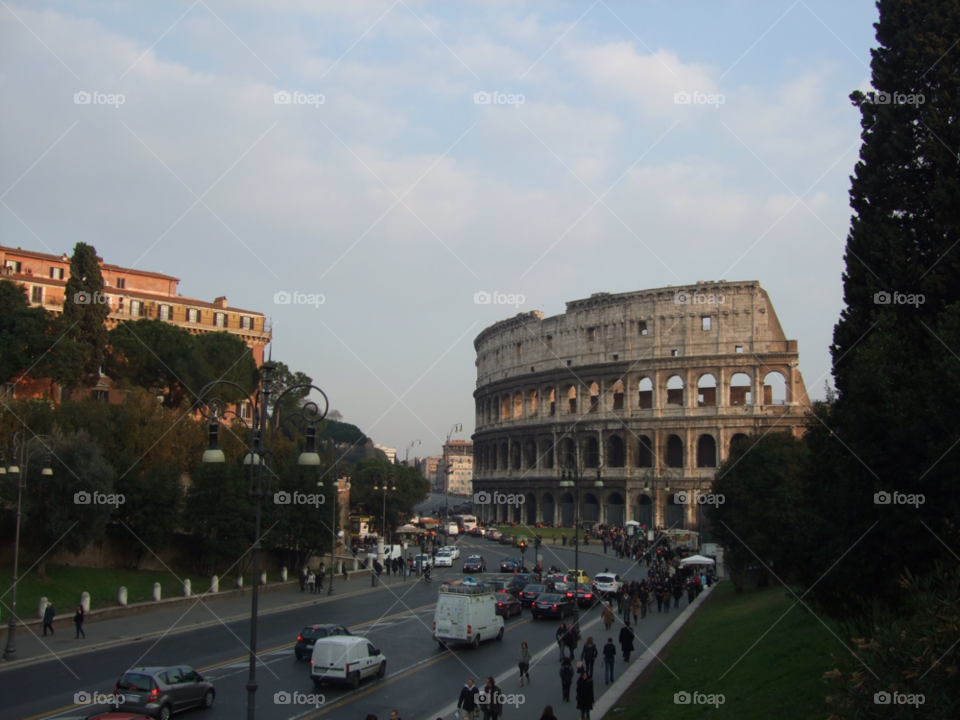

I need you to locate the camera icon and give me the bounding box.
[274,691,292,704]
[674,491,690,505]
[474,91,491,105]
[674,691,691,704]
[674,91,691,105]
[874,92,891,105]
[874,491,891,505]
[476,693,490,704]
[74,691,92,704]
[274,491,292,505]
[274,291,291,305]
[74,91,91,105]
[674,290,690,304]
[474,491,492,504]
[74,491,91,505]
[74,291,91,304]
[874,291,891,305]
[474,291,491,305]
[274,91,291,105]
[874,691,891,705]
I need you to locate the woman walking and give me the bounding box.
[73,605,85,639]
[601,602,614,631]
[580,637,597,678]
[575,669,595,719]
[518,642,532,686]
[632,594,641,625]
[539,706,558,720]
[559,657,574,702]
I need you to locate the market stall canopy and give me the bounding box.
[625,520,641,526]
[396,524,419,533]
[681,555,716,565]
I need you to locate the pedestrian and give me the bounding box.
[556,622,567,661]
[632,594,640,625]
[638,585,648,619]
[580,637,597,678]
[299,568,307,592]
[602,637,616,685]
[673,581,682,609]
[457,678,480,719]
[518,641,532,686]
[601,602,614,631]
[480,676,503,720]
[559,657,574,702]
[308,570,316,594]
[389,711,401,720]
[661,584,671,614]
[73,604,85,639]
[565,619,580,659]
[655,582,663,612]
[576,670,595,719]
[618,625,635,662]
[539,705,558,720]
[342,562,348,583]
[317,566,325,592]
[42,602,55,636]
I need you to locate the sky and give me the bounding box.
[0,1,881,457]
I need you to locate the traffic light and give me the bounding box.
[535,537,541,551]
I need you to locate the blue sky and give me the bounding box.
[1,1,880,455]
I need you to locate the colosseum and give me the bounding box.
[470,280,810,532]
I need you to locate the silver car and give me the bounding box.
[114,665,215,720]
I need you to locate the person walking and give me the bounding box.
[638,584,649,619]
[480,676,503,720]
[556,622,568,661]
[299,568,307,592]
[317,565,325,593]
[565,619,580,660]
[308,570,316,594]
[601,602,614,631]
[539,705,559,720]
[673,581,682,609]
[342,561,349,583]
[457,678,479,719]
[661,583,671,614]
[559,657,574,702]
[42,602,55,636]
[602,637,616,685]
[619,625,635,663]
[73,604,85,639]
[575,669,595,719]
[580,637,597,678]
[655,581,664,612]
[518,642,532,686]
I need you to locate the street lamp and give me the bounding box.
[373,468,396,586]
[2,431,54,661]
[559,436,604,619]
[198,359,328,720]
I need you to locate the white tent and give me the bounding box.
[625,520,641,526]
[681,554,715,565]
[396,524,419,533]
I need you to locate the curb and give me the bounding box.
[594,582,717,719]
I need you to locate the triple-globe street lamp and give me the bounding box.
[558,441,604,619]
[372,468,396,585]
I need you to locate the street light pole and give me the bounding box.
[444,423,462,523]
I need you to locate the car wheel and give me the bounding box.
[472,634,481,649]
[158,705,172,720]
[202,689,215,709]
[497,626,504,641]
[377,661,387,678]
[348,671,361,689]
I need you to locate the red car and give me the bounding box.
[494,591,522,618]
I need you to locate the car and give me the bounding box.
[295,624,352,660]
[311,636,386,689]
[442,546,461,560]
[512,573,534,591]
[412,554,432,572]
[434,551,453,567]
[567,569,590,584]
[500,556,521,572]
[498,533,515,545]
[483,579,519,596]
[512,535,533,548]
[463,556,486,573]
[592,573,622,596]
[494,590,522,617]
[531,593,578,620]
[517,584,546,607]
[83,714,152,720]
[469,527,485,537]
[566,583,597,607]
[485,529,502,541]
[113,666,215,720]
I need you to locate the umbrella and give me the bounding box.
[680,555,715,565]
[396,524,419,533]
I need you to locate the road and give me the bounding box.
[1,535,682,720]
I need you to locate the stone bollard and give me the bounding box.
[210,575,219,593]
[259,571,267,586]
[118,587,128,606]
[352,557,359,572]
[183,579,191,597]
[39,597,48,619]
[281,567,288,582]
[152,583,162,601]
[235,575,243,589]
[80,592,90,613]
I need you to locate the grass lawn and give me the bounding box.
[612,581,839,719]
[493,524,594,542]
[0,564,227,618]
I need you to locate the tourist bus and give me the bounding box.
[452,514,478,531]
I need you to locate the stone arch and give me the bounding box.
[585,436,600,468]
[501,395,511,419]
[560,492,575,526]
[607,434,626,468]
[542,492,555,525]
[540,439,554,469]
[566,385,577,414]
[523,439,537,469]
[730,372,753,406]
[560,437,576,468]
[697,373,717,407]
[638,377,653,409]
[513,392,522,419]
[730,433,749,454]
[510,440,522,470]
[612,380,625,410]
[525,492,537,525]
[665,493,685,529]
[589,381,600,412]
[696,433,717,467]
[636,494,653,528]
[666,375,684,406]
[607,492,625,526]
[477,402,483,426]
[485,398,492,424]
[666,434,684,468]
[482,444,490,471]
[763,371,787,405]
[637,435,654,467]
[527,388,539,416]
[584,492,600,523]
[547,387,557,416]
[499,442,508,469]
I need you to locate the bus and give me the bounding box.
[453,514,478,531]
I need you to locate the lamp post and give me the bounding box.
[373,468,396,586]
[2,431,54,661]
[198,360,328,720]
[559,435,604,619]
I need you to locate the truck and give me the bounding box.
[433,584,505,649]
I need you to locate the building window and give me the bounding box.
[671,349,679,357]
[159,305,171,320]
[130,300,142,317]
[50,267,64,280]
[241,316,252,330]
[639,321,648,336]
[701,317,712,331]
[4,260,21,273]
[187,308,199,323]
[116,278,126,289]
[214,313,226,328]
[31,286,43,303]
[240,401,251,420]
[735,345,743,353]
[93,390,109,402]
[587,327,596,341]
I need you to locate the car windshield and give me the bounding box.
[524,585,545,593]
[538,594,562,602]
[577,584,591,592]
[117,673,155,691]
[515,574,531,581]
[495,592,512,601]
[437,551,451,557]
[301,627,330,639]
[504,557,519,563]
[467,557,481,562]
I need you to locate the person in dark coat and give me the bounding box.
[575,670,595,719]
[457,678,479,719]
[618,625,635,662]
[539,705,559,720]
[602,637,616,685]
[73,604,85,639]
[580,637,598,678]
[559,657,574,702]
[42,602,55,636]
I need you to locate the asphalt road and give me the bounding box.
[2,536,680,720]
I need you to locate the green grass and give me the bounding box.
[613,581,839,719]
[494,524,593,541]
[0,564,226,617]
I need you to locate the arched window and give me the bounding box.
[501,395,511,419]
[511,441,521,470]
[638,377,653,409]
[612,380,625,410]
[586,437,600,468]
[696,434,717,467]
[730,373,752,406]
[666,375,684,406]
[513,392,522,419]
[666,434,684,468]
[567,386,577,414]
[763,371,787,405]
[528,388,539,416]
[697,373,717,407]
[589,382,600,413]
[730,433,749,454]
[638,435,653,467]
[608,435,625,467]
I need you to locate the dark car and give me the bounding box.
[469,527,485,537]
[494,590,522,618]
[463,555,486,573]
[500,556,521,572]
[84,714,152,720]
[518,584,546,607]
[512,573,534,591]
[483,579,519,596]
[295,624,353,660]
[485,529,502,541]
[531,593,577,620]
[113,666,215,720]
[498,534,515,546]
[566,583,597,608]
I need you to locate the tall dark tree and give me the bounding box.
[110,456,184,569]
[60,243,111,388]
[0,280,56,385]
[350,459,429,535]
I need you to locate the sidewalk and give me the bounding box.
[0,567,414,671]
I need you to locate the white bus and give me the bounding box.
[453,514,478,531]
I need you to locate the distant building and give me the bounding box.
[420,455,443,488]
[442,440,473,496]
[374,444,397,464]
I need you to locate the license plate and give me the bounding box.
[125,695,141,702]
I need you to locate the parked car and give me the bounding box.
[311,636,386,689]
[500,556,521,572]
[494,590,522,618]
[113,666,215,720]
[518,584,546,607]
[498,534,515,546]
[531,593,577,620]
[434,551,453,567]
[463,556,486,573]
[295,623,352,660]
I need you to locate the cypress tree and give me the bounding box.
[61,242,111,387]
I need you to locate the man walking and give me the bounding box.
[308,570,316,594]
[457,678,479,719]
[479,676,503,720]
[556,623,568,661]
[42,602,55,636]
[618,625,635,662]
[602,637,616,685]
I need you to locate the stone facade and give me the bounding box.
[470,281,809,531]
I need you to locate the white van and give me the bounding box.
[433,585,504,649]
[310,636,386,689]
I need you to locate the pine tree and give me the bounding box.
[61,242,111,387]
